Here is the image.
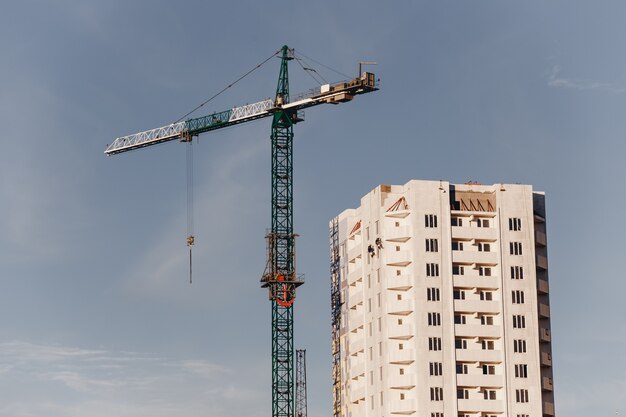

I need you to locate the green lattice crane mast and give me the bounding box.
[105,45,378,417]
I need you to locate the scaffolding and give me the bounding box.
[330,218,342,417]
[295,349,307,417]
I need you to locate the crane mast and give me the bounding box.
[105,45,378,417]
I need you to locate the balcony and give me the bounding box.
[453,250,499,265]
[454,275,499,289]
[387,298,415,315]
[535,230,547,246]
[350,359,365,378]
[543,401,555,415]
[349,312,364,331]
[385,226,412,242]
[389,373,416,389]
[536,254,548,270]
[454,299,500,314]
[542,376,554,391]
[385,209,410,219]
[389,399,416,414]
[388,324,414,340]
[457,399,504,413]
[386,275,414,290]
[540,327,551,343]
[348,289,363,309]
[452,226,498,241]
[539,303,551,318]
[349,385,365,403]
[456,373,504,388]
[455,324,501,339]
[347,268,362,286]
[541,351,552,367]
[385,250,412,266]
[537,278,549,294]
[347,245,362,262]
[456,349,502,363]
[388,348,415,364]
[349,338,364,355]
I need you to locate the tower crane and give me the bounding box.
[105,45,378,417]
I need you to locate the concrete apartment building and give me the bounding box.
[329,180,555,417]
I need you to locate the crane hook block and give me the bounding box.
[187,235,195,247]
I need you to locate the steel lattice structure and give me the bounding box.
[296,349,308,417]
[105,44,378,417]
[330,218,342,417]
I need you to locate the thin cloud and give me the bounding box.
[0,340,264,417]
[548,65,626,93]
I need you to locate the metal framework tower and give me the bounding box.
[105,45,378,417]
[330,218,342,417]
[295,349,308,417]
[261,45,303,417]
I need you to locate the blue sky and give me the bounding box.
[1,1,625,416]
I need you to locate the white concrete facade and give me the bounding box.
[330,180,555,417]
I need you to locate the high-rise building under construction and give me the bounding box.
[329,180,555,417]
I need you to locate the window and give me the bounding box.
[368,322,372,336]
[429,362,443,376]
[480,315,494,325]
[395,221,400,227]
[426,239,439,252]
[375,220,379,235]
[426,263,440,277]
[452,241,464,251]
[479,266,492,276]
[456,363,468,374]
[515,389,529,403]
[455,338,468,349]
[369,370,373,384]
[510,242,523,255]
[512,290,525,304]
[396,270,401,276]
[429,337,442,351]
[431,413,444,417]
[400,393,405,400]
[366,226,370,240]
[509,217,522,231]
[513,339,527,353]
[454,314,466,324]
[395,245,400,251]
[370,395,374,409]
[397,318,403,325]
[451,217,463,227]
[511,266,524,279]
[425,214,438,228]
[367,274,371,288]
[378,292,382,306]
[515,364,528,378]
[480,291,493,301]
[482,364,496,375]
[483,389,496,400]
[399,343,404,350]
[427,288,440,301]
[452,265,465,275]
[513,314,526,329]
[481,339,495,350]
[399,368,404,375]
[457,388,469,399]
[477,242,491,252]
[476,218,490,228]
[369,347,373,360]
[380,391,384,406]
[453,289,466,300]
[430,387,443,401]
[428,312,441,326]
[396,294,402,301]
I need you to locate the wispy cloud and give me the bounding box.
[0,340,264,417]
[547,64,626,93]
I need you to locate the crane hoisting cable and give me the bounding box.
[186,140,194,284]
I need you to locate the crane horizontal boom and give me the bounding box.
[105,72,378,155]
